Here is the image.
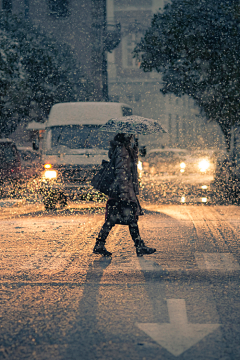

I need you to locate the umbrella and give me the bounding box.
[99,115,168,135]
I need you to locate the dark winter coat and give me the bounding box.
[108,140,143,216]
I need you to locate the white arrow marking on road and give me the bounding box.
[195,252,240,270]
[136,299,220,357]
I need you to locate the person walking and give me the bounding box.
[93,133,156,257]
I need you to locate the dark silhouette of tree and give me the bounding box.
[134,0,240,149]
[0,12,93,137]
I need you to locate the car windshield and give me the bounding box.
[0,143,17,166]
[45,125,115,150]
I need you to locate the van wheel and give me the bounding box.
[43,191,67,210]
[43,197,57,210]
[43,192,58,210]
[59,194,68,209]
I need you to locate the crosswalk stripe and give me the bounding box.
[107,256,162,271]
[19,252,71,271]
[195,252,240,270]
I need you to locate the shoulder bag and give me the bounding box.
[91,149,116,196]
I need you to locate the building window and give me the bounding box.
[168,114,172,145]
[122,33,142,68]
[126,94,133,101]
[122,107,132,116]
[24,0,29,18]
[176,115,179,144]
[47,0,69,18]
[168,114,172,134]
[135,94,141,102]
[2,0,12,12]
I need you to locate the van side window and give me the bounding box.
[122,107,132,116]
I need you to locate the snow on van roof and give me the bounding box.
[46,102,132,127]
[26,121,46,130]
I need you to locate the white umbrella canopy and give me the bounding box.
[99,115,168,135]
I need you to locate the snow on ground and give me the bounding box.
[0,199,25,207]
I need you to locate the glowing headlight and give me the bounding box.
[44,170,57,179]
[44,163,52,169]
[180,162,186,169]
[198,159,210,173]
[137,160,143,171]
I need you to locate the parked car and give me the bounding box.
[181,149,219,175]
[141,148,189,175]
[0,139,21,197]
[17,146,41,179]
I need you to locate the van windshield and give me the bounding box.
[45,125,115,150]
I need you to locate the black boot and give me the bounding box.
[135,240,156,257]
[93,240,112,257]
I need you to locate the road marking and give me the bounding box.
[195,252,240,271]
[20,252,71,271]
[109,256,162,271]
[136,299,220,357]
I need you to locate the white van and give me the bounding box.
[40,102,132,209]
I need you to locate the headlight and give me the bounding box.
[43,170,57,179]
[198,159,210,173]
[180,162,186,173]
[137,160,143,171]
[44,163,52,169]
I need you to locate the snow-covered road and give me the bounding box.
[1,202,240,359]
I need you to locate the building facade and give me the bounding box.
[1,0,226,150]
[1,0,119,101]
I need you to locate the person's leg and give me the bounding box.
[93,199,118,256]
[129,222,156,257]
[98,220,115,242]
[93,220,115,256]
[129,222,141,246]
